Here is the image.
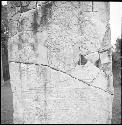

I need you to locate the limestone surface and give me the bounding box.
[8,1,114,124]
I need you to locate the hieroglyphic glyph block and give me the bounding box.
[8,1,114,124]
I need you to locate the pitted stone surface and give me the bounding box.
[8,1,114,124]
[19,9,36,31]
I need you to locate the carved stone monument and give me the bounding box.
[7,1,114,124]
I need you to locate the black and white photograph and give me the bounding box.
[1,1,121,124]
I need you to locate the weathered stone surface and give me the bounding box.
[8,32,36,62]
[46,80,112,124]
[100,50,111,64]
[7,1,21,20]
[8,13,21,37]
[8,30,49,64]
[85,52,99,65]
[80,2,93,12]
[8,1,114,124]
[21,1,30,7]
[9,62,46,123]
[9,62,23,123]
[19,9,36,31]
[28,1,37,10]
[93,2,110,22]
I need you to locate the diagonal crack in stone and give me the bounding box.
[9,60,114,95]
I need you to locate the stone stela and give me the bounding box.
[7,1,114,124]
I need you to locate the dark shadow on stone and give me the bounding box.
[78,54,87,65]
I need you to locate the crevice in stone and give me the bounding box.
[95,53,101,68]
[9,61,114,95]
[83,47,112,56]
[78,54,87,65]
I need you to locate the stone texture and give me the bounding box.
[8,1,114,124]
[7,1,21,20]
[19,9,36,31]
[8,13,21,37]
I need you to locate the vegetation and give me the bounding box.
[112,38,121,86]
[1,4,10,81]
